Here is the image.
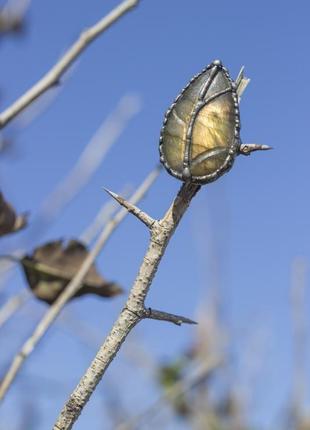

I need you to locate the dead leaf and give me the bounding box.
[0,191,28,237]
[20,239,123,304]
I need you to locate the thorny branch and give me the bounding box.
[54,181,201,430]
[53,70,254,430]
[0,166,160,401]
[0,95,139,323]
[0,0,139,128]
[0,186,130,330]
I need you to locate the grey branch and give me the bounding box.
[52,68,267,429]
[0,166,160,402]
[142,307,197,326]
[104,187,155,229]
[0,0,139,128]
[53,181,201,430]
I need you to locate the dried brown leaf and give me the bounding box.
[21,239,123,304]
[0,191,28,237]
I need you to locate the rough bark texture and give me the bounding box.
[54,182,200,429]
[0,167,159,402]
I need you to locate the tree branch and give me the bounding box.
[0,0,139,128]
[0,166,160,402]
[53,181,201,430]
[0,95,139,296]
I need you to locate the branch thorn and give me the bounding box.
[143,307,197,326]
[103,188,155,229]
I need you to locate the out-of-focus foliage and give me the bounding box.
[0,190,27,237]
[152,301,256,430]
[0,0,28,37]
[19,239,123,304]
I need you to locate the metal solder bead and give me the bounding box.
[182,167,191,180]
[213,59,222,66]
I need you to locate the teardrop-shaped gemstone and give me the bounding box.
[160,61,239,184]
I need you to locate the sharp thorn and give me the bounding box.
[239,143,273,155]
[103,187,155,229]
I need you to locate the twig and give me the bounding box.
[0,166,160,401]
[0,290,29,328]
[0,0,139,128]
[0,188,131,329]
[53,181,201,429]
[0,95,139,296]
[29,94,141,238]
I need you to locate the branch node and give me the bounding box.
[143,307,197,326]
[53,79,62,87]
[103,188,155,229]
[123,306,142,320]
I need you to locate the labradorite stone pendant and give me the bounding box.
[159,60,240,185]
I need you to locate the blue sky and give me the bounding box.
[1,0,310,428]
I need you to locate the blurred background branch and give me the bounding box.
[0,0,139,128]
[0,166,160,402]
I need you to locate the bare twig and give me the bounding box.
[0,290,29,328]
[0,0,139,128]
[53,181,201,429]
[0,95,139,299]
[0,166,160,401]
[0,187,132,329]
[30,94,141,238]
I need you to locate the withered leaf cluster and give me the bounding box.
[20,239,123,305]
[0,7,25,36]
[0,191,27,237]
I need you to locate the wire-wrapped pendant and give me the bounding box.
[159,60,240,184]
